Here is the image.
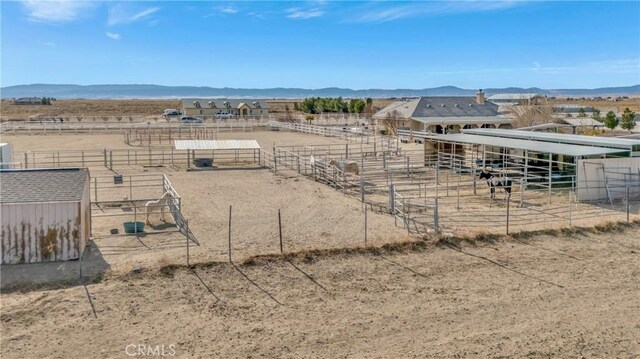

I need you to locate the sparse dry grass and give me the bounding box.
[0,99,180,120]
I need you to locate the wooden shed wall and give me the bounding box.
[1,201,84,264]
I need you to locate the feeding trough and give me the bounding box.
[123,221,145,234]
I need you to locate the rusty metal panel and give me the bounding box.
[0,201,83,264]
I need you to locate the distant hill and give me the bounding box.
[1,83,638,99]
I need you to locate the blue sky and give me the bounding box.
[1,1,639,89]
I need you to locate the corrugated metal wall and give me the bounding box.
[1,201,84,264]
[577,158,640,202]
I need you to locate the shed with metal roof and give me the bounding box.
[463,128,640,155]
[173,140,262,169]
[0,168,91,264]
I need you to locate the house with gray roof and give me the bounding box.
[373,90,511,134]
[181,99,269,118]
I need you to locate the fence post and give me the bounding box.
[278,209,283,254]
[456,173,461,210]
[626,184,630,223]
[228,205,232,263]
[446,171,449,197]
[94,177,98,202]
[390,184,397,225]
[568,190,573,227]
[186,219,190,266]
[103,149,107,168]
[109,151,113,170]
[403,198,410,234]
[24,153,28,169]
[520,178,525,208]
[506,194,511,235]
[273,146,278,174]
[364,204,368,246]
[434,197,439,233]
[472,167,476,195]
[360,156,365,206]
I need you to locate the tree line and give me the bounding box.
[591,107,636,131]
[296,97,373,114]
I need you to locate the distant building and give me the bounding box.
[554,104,596,115]
[181,99,269,118]
[14,97,46,105]
[373,90,511,134]
[487,93,546,106]
[486,93,545,106]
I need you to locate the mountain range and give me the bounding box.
[1,84,638,99]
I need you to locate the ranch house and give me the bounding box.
[181,99,269,118]
[372,91,511,135]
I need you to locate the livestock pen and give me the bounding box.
[268,135,640,236]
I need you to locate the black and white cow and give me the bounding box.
[479,170,512,199]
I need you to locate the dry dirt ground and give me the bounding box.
[0,99,395,121]
[1,225,639,358]
[2,130,640,358]
[1,99,180,120]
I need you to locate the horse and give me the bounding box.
[329,159,359,175]
[145,192,174,224]
[478,170,512,199]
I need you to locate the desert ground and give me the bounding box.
[2,224,639,358]
[0,99,180,120]
[0,99,397,121]
[2,128,639,358]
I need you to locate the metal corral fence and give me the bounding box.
[0,120,270,135]
[90,173,198,245]
[268,121,398,146]
[261,141,640,236]
[14,147,262,170]
[123,127,218,147]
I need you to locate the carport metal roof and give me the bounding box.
[426,133,626,157]
[174,140,261,150]
[463,128,640,150]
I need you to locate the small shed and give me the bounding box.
[0,143,14,169]
[0,168,91,264]
[174,139,262,168]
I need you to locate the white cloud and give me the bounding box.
[220,6,239,14]
[530,59,640,75]
[421,58,640,77]
[247,11,266,20]
[286,7,324,19]
[108,5,160,26]
[21,0,94,23]
[352,1,522,23]
[43,42,56,47]
[105,32,121,40]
